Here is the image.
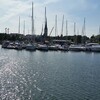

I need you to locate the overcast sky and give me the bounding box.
[0,0,100,37]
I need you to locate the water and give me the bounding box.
[0,46,100,100]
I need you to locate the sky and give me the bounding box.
[0,0,100,37]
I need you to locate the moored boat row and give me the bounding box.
[69,43,100,52]
[1,41,100,52]
[69,45,86,51]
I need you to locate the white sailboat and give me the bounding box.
[69,44,86,51]
[2,41,10,48]
[89,26,100,52]
[26,2,36,51]
[69,18,86,51]
[26,43,36,51]
[91,45,100,52]
[37,44,48,51]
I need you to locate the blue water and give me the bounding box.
[0,46,100,100]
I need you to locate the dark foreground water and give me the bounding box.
[0,46,100,100]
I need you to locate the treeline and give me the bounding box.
[47,35,89,44]
[0,33,100,44]
[0,33,24,43]
[90,35,100,43]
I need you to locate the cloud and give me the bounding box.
[67,0,98,11]
[0,0,30,21]
[0,0,60,22]
[0,0,99,36]
[43,0,60,5]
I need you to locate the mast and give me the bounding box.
[43,7,48,38]
[61,15,64,36]
[55,15,57,37]
[98,26,100,43]
[84,18,86,36]
[74,22,76,35]
[18,16,20,34]
[74,22,77,44]
[23,20,25,35]
[82,18,86,44]
[41,24,43,36]
[99,26,100,35]
[45,7,46,25]
[66,20,68,40]
[82,25,84,44]
[32,2,34,35]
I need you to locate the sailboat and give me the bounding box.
[89,26,100,52]
[69,18,86,51]
[57,15,68,51]
[26,2,36,51]
[36,7,48,51]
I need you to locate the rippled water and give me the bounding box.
[0,46,100,100]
